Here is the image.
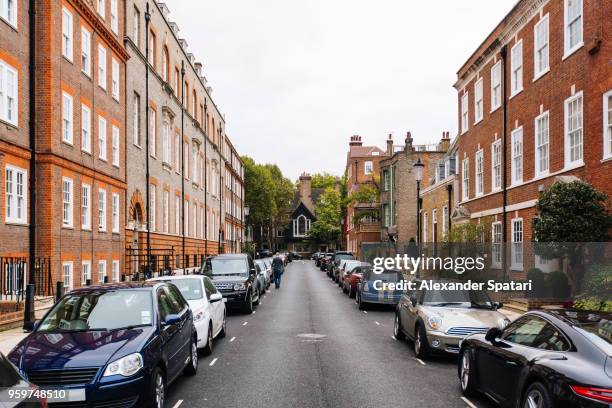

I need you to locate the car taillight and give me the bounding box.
[571,385,612,404]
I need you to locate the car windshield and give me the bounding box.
[335,254,354,261]
[161,279,203,300]
[374,271,403,282]
[37,290,153,332]
[422,288,493,309]
[206,258,248,276]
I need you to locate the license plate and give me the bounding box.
[46,388,86,403]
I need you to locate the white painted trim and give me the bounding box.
[470,199,537,219]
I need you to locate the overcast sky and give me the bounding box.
[164,0,516,181]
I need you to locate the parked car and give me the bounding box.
[0,351,47,407]
[148,275,226,354]
[289,251,302,261]
[311,252,320,261]
[9,282,198,408]
[394,280,509,358]
[255,262,268,294]
[458,309,612,408]
[255,259,271,289]
[320,254,333,271]
[203,253,260,313]
[337,260,363,285]
[342,263,370,297]
[316,252,331,267]
[329,252,355,279]
[356,268,404,310]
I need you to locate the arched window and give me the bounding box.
[293,214,310,237]
[161,46,169,82]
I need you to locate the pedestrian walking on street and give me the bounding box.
[272,252,284,289]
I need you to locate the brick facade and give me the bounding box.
[223,137,244,254]
[454,0,612,277]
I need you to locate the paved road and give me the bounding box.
[166,261,498,408]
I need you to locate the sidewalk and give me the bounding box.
[0,327,26,355]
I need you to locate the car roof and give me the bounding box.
[69,281,159,294]
[148,275,205,281]
[211,253,248,260]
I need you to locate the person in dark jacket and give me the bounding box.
[272,253,284,289]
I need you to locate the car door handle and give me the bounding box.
[505,360,518,366]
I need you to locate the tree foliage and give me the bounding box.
[310,173,338,189]
[308,188,342,245]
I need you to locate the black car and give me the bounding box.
[9,282,198,408]
[0,351,46,407]
[204,254,260,313]
[328,251,354,279]
[459,309,612,408]
[288,251,302,261]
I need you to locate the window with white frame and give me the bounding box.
[110,0,118,34]
[97,0,105,19]
[511,127,523,185]
[133,93,141,146]
[148,31,155,67]
[565,92,583,167]
[98,45,106,89]
[511,218,523,270]
[112,259,119,282]
[150,108,156,157]
[174,132,180,172]
[364,161,373,175]
[150,184,156,232]
[534,15,549,78]
[98,188,106,231]
[192,203,196,238]
[492,222,502,268]
[193,148,199,183]
[112,192,119,233]
[81,184,91,229]
[604,91,612,160]
[491,140,501,191]
[81,104,91,153]
[442,206,448,238]
[0,0,17,27]
[163,190,169,233]
[98,116,107,160]
[293,214,310,237]
[0,59,18,126]
[62,177,73,227]
[133,7,140,47]
[510,40,523,96]
[184,200,189,236]
[175,195,180,234]
[491,61,501,111]
[111,125,119,166]
[82,261,91,286]
[461,158,469,200]
[5,165,26,224]
[62,7,73,61]
[461,93,468,133]
[475,150,484,196]
[564,0,583,56]
[423,212,428,243]
[81,27,91,76]
[62,262,74,291]
[162,121,170,164]
[98,260,106,283]
[111,58,119,101]
[184,142,189,180]
[62,92,73,144]
[474,78,483,123]
[535,111,550,176]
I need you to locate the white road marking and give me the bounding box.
[363,311,368,314]
[230,336,236,342]
[461,397,478,408]
[252,310,256,314]
[391,336,397,341]
[171,400,184,408]
[242,322,248,326]
[415,358,426,366]
[375,321,380,326]
[209,358,218,367]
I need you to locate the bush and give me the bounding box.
[527,268,547,298]
[582,263,612,298]
[574,297,612,313]
[547,271,571,299]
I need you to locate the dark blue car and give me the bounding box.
[356,267,403,310]
[8,282,198,408]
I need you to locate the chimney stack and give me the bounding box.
[439,131,451,151]
[299,173,313,209]
[405,131,413,150]
[386,133,394,156]
[349,135,363,147]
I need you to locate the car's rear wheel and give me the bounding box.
[147,367,165,408]
[184,336,199,376]
[254,288,261,306]
[243,291,254,314]
[414,324,430,359]
[394,313,406,340]
[522,382,552,408]
[219,313,227,338]
[459,347,476,396]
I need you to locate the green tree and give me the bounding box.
[311,173,338,189]
[308,188,342,245]
[533,181,612,294]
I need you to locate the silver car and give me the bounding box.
[394,280,510,358]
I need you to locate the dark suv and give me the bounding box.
[329,251,354,280]
[204,254,260,313]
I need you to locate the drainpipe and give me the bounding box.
[446,183,452,233]
[218,126,223,254]
[203,100,208,257]
[501,44,508,281]
[144,3,151,277]
[181,62,186,270]
[28,0,36,284]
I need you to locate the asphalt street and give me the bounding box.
[166,261,499,408]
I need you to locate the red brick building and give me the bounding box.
[454,0,611,277]
[223,137,244,254]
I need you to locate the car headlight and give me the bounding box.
[498,318,511,329]
[427,316,443,330]
[233,283,246,291]
[103,353,143,377]
[194,310,205,323]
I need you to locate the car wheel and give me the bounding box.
[219,313,227,338]
[254,288,260,306]
[459,348,477,396]
[147,367,165,408]
[394,313,406,341]
[184,336,199,376]
[244,291,254,314]
[358,292,367,310]
[202,325,213,356]
[414,324,430,359]
[522,382,552,408]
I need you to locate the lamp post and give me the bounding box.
[144,3,151,278]
[414,158,424,251]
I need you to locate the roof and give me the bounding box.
[212,253,249,259]
[290,187,325,214]
[348,145,386,159]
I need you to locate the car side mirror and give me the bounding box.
[494,302,503,310]
[409,295,417,306]
[485,327,502,343]
[23,320,38,333]
[210,293,223,303]
[163,314,181,326]
[250,267,257,275]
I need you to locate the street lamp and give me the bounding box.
[414,158,424,250]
